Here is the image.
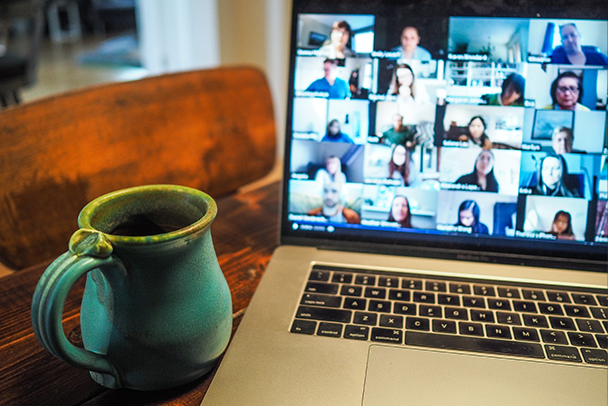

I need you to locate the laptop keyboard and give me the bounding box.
[290,265,608,366]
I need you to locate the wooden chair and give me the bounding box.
[0,66,276,270]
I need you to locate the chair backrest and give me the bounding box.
[0,67,276,270]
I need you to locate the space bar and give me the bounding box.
[406,332,545,359]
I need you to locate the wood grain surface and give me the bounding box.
[0,66,276,270]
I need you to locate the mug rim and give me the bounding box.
[78,184,217,245]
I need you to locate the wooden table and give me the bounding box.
[0,181,281,406]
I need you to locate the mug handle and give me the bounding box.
[31,229,121,382]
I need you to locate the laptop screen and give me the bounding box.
[281,0,608,271]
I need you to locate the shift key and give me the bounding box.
[296,306,352,323]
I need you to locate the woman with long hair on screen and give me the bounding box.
[455,200,489,234]
[548,210,576,240]
[388,63,430,104]
[388,195,412,228]
[388,144,409,186]
[533,154,581,197]
[455,149,499,192]
[458,116,492,149]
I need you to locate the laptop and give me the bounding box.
[202,0,608,404]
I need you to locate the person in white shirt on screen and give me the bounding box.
[315,156,347,184]
[391,26,431,61]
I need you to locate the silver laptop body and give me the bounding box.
[203,1,608,404]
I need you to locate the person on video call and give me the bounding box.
[321,119,354,143]
[391,26,432,61]
[532,154,581,197]
[307,181,360,224]
[455,200,489,234]
[318,20,356,59]
[306,58,351,99]
[388,195,413,228]
[455,149,499,192]
[542,71,589,111]
[551,126,577,154]
[388,63,430,104]
[315,155,347,184]
[380,113,417,147]
[548,210,576,240]
[388,144,418,187]
[481,73,525,107]
[550,23,608,67]
[458,116,492,149]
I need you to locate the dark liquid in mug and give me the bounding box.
[110,215,184,236]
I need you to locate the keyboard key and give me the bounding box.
[380,314,404,329]
[449,283,471,295]
[371,328,403,344]
[597,296,608,307]
[378,276,399,287]
[513,327,540,342]
[576,319,604,333]
[406,331,544,359]
[471,310,495,323]
[549,316,576,331]
[546,291,571,303]
[568,332,596,347]
[438,294,460,306]
[305,282,339,295]
[389,289,411,301]
[544,345,582,362]
[473,285,496,297]
[301,293,342,308]
[459,322,484,336]
[486,324,512,339]
[581,348,608,365]
[433,319,457,334]
[332,273,353,284]
[406,317,430,331]
[413,292,435,304]
[402,279,423,290]
[343,297,366,310]
[523,314,548,328]
[364,287,387,299]
[355,275,376,286]
[540,330,568,345]
[597,335,608,349]
[291,319,317,335]
[590,307,607,320]
[445,307,469,320]
[571,293,597,306]
[512,300,537,313]
[344,325,369,341]
[498,287,520,299]
[393,302,416,315]
[496,312,521,325]
[538,303,563,315]
[462,296,486,308]
[340,285,362,296]
[488,298,511,311]
[419,305,442,318]
[317,322,343,338]
[563,305,590,318]
[368,300,391,313]
[296,306,351,323]
[309,270,330,281]
[522,289,546,301]
[426,281,447,292]
[353,312,377,326]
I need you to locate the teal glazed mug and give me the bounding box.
[31,185,232,390]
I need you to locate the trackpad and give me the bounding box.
[362,345,606,406]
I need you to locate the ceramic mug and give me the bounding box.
[31,185,232,390]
